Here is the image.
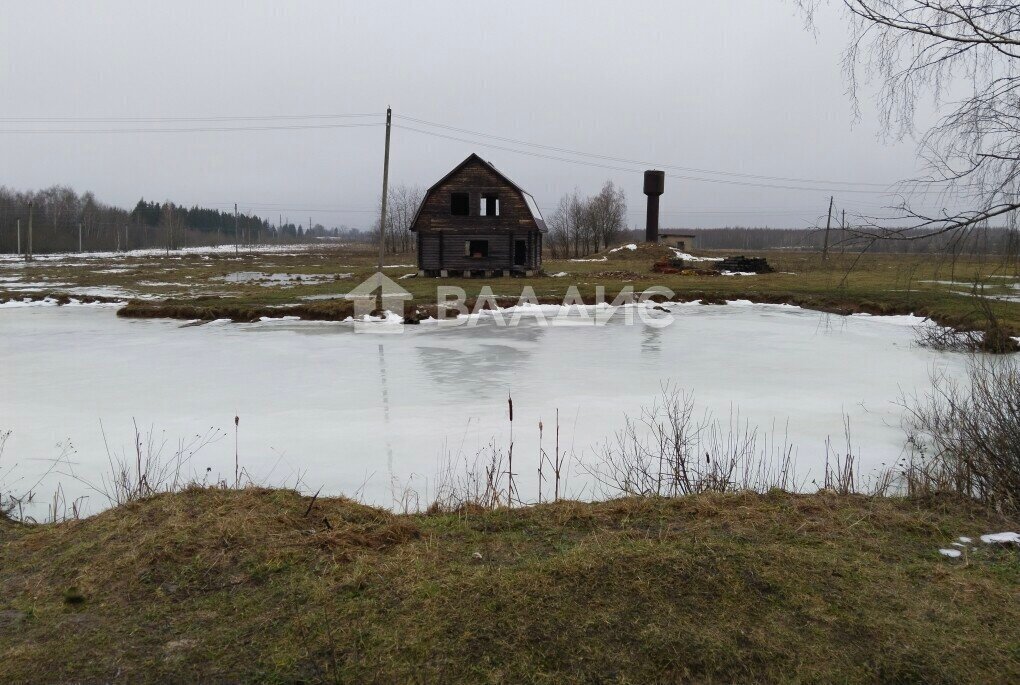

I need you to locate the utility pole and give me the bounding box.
[78,222,82,252]
[378,106,392,275]
[27,201,33,260]
[822,195,834,262]
[16,218,20,256]
[234,203,239,257]
[841,209,847,256]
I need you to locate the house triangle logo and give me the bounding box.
[345,271,413,333]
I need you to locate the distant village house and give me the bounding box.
[411,154,546,276]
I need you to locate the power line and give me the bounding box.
[393,123,923,196]
[0,113,380,122]
[0,122,383,134]
[0,108,957,201]
[395,114,893,188]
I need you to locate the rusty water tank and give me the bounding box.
[643,170,665,243]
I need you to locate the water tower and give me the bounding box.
[643,170,665,243]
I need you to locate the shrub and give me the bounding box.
[905,358,1020,513]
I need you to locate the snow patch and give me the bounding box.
[671,249,723,262]
[0,243,321,264]
[938,548,962,558]
[980,532,1020,545]
[0,296,124,309]
[214,272,340,287]
[549,272,569,277]
[608,243,637,253]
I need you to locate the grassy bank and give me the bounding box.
[4,244,1019,339]
[1,488,1017,683]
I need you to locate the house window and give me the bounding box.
[465,239,489,258]
[451,192,469,216]
[481,195,500,216]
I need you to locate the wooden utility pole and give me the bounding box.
[16,218,20,255]
[234,203,239,257]
[822,195,834,262]
[27,201,33,260]
[841,209,846,255]
[378,106,392,274]
[78,222,82,252]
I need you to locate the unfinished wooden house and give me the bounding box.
[410,154,546,276]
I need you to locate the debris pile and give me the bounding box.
[715,256,774,274]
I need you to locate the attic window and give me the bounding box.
[451,192,469,216]
[465,239,489,258]
[481,195,500,217]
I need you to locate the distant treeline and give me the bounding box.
[0,187,371,254]
[619,226,1020,255]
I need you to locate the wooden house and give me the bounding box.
[410,154,546,276]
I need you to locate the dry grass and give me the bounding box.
[0,487,1017,683]
[4,244,1019,339]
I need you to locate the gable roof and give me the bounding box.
[410,153,546,231]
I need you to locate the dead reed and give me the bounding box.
[67,419,226,507]
[584,384,801,497]
[903,357,1020,513]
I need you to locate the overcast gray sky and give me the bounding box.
[0,1,936,229]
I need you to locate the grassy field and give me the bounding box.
[0,488,1017,683]
[2,242,1019,336]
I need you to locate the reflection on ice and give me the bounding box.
[0,301,991,517]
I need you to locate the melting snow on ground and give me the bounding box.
[608,244,637,253]
[671,249,723,262]
[0,281,73,291]
[0,243,323,265]
[214,272,346,286]
[0,296,124,309]
[980,532,1020,544]
[939,548,962,558]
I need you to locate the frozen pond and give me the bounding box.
[0,302,981,516]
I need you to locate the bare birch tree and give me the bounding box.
[804,1,1020,250]
[589,181,628,250]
